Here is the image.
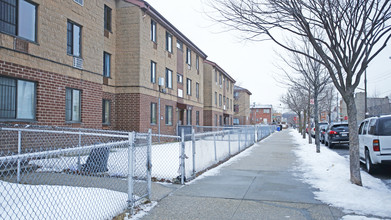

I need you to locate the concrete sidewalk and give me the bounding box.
[142,129,345,220]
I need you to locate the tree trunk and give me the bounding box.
[314,89,320,153]
[303,110,306,139]
[345,93,363,186]
[298,114,302,134]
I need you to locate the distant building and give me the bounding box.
[250,104,273,125]
[340,92,391,123]
[233,86,252,125]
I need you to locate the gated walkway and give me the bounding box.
[143,129,345,220]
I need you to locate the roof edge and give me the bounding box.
[204,59,236,83]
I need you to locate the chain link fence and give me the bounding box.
[0,124,150,219]
[0,124,276,218]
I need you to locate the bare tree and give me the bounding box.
[318,85,336,124]
[281,85,307,133]
[208,0,391,186]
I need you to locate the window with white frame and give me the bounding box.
[196,82,199,98]
[0,76,36,120]
[177,73,183,83]
[186,78,192,95]
[103,52,111,77]
[150,102,157,124]
[263,109,270,113]
[166,68,172,88]
[176,40,183,50]
[151,61,156,83]
[0,0,37,42]
[186,47,191,65]
[65,88,81,122]
[219,94,222,106]
[166,32,173,53]
[165,105,173,125]
[151,20,156,42]
[67,21,82,57]
[102,99,110,124]
[196,55,199,70]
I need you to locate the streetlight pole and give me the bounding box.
[158,85,161,143]
[364,70,368,118]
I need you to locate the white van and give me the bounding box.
[358,115,391,173]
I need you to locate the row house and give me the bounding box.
[0,0,207,135]
[203,60,236,127]
[250,104,273,125]
[233,85,252,125]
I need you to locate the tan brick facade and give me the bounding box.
[0,0,208,135]
[233,86,252,125]
[203,60,235,126]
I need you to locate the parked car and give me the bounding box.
[325,122,349,148]
[358,115,391,173]
[319,124,329,144]
[311,122,329,138]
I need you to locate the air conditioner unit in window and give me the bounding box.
[223,105,226,110]
[74,0,83,6]
[73,57,83,69]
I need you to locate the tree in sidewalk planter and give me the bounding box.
[208,0,391,186]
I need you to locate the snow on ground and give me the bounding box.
[0,180,127,220]
[290,130,391,218]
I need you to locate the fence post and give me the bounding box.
[254,126,257,143]
[17,130,21,183]
[228,130,231,156]
[213,132,217,161]
[245,127,248,147]
[192,128,196,178]
[127,132,135,214]
[147,129,152,200]
[181,129,185,185]
[77,130,81,171]
[238,129,241,152]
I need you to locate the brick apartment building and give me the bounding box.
[250,104,273,125]
[203,60,235,127]
[233,85,252,125]
[0,0,207,135]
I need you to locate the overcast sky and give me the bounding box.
[146,0,391,111]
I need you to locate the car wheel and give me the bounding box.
[365,149,376,174]
[321,139,324,144]
[325,140,328,146]
[328,142,334,149]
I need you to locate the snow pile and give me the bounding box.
[290,130,391,218]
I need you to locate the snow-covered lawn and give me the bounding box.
[0,180,127,220]
[290,130,391,218]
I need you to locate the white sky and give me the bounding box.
[145,0,391,110]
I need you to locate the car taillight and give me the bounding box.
[329,130,337,135]
[373,139,380,152]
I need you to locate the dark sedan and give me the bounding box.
[325,122,349,148]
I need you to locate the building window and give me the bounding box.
[151,102,157,124]
[103,52,111,77]
[196,55,199,70]
[166,68,173,88]
[215,71,217,83]
[264,109,270,113]
[234,91,239,100]
[219,94,222,107]
[196,82,199,98]
[177,73,183,83]
[233,118,239,125]
[104,5,112,32]
[196,111,200,125]
[186,48,191,65]
[215,92,217,106]
[166,32,172,53]
[151,20,156,42]
[234,104,239,113]
[65,88,81,122]
[215,114,218,126]
[0,76,36,120]
[0,0,37,42]
[102,99,110,124]
[151,61,156,83]
[176,40,183,50]
[219,115,222,126]
[165,105,173,125]
[67,21,82,57]
[223,95,226,106]
[187,109,192,125]
[219,73,222,85]
[186,78,192,95]
[227,98,229,109]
